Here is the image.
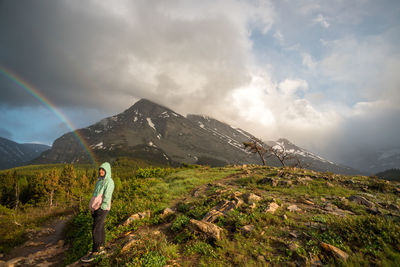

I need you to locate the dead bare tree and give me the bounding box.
[243,137,269,165]
[269,142,293,167]
[269,142,311,169]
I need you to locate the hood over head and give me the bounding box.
[99,162,112,180]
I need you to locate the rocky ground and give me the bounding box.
[1,214,72,267]
[67,165,400,266]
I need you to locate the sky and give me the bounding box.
[0,0,399,165]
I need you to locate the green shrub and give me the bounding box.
[185,241,217,257]
[135,167,174,178]
[171,215,190,232]
[140,251,166,267]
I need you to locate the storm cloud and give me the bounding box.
[0,0,399,166]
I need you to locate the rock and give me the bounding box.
[348,195,375,208]
[249,203,257,210]
[257,255,266,262]
[310,255,322,266]
[279,180,293,187]
[320,242,349,261]
[289,231,299,238]
[241,225,254,234]
[189,219,223,240]
[287,205,301,212]
[338,197,349,206]
[231,191,243,198]
[323,203,338,211]
[259,177,278,187]
[303,176,313,181]
[367,206,382,215]
[121,235,139,253]
[288,242,299,251]
[301,199,315,205]
[57,240,65,247]
[265,202,279,214]
[122,210,151,226]
[24,241,46,247]
[203,197,243,223]
[4,257,24,267]
[160,207,175,219]
[243,193,262,204]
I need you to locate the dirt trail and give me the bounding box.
[1,214,73,267]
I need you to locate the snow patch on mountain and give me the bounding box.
[146,118,156,131]
[235,128,252,139]
[92,142,104,149]
[160,111,170,118]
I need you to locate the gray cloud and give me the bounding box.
[0,0,399,169]
[0,128,13,139]
[0,0,273,115]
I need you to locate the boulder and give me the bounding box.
[241,224,254,234]
[320,242,349,261]
[122,210,151,226]
[189,219,223,240]
[287,205,301,212]
[301,199,315,205]
[279,180,293,187]
[348,195,375,208]
[265,202,279,214]
[259,177,278,187]
[243,193,262,204]
[202,197,243,223]
[160,207,175,219]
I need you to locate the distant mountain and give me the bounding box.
[266,138,358,174]
[375,168,400,182]
[343,148,400,174]
[33,99,358,174]
[0,137,50,170]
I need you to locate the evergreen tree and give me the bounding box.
[60,165,77,202]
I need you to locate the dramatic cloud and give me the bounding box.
[0,0,274,114]
[0,0,399,167]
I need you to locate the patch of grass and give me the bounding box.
[171,215,190,232]
[0,205,72,254]
[184,241,217,257]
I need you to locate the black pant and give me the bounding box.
[92,208,109,252]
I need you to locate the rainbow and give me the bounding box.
[0,66,97,165]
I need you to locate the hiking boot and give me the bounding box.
[81,250,104,263]
[98,246,106,255]
[81,252,96,263]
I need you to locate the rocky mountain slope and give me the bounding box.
[62,165,400,266]
[34,99,358,174]
[0,137,50,170]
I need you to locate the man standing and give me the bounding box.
[81,162,115,263]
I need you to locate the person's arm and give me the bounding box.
[101,180,115,210]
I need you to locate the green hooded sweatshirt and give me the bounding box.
[90,162,115,211]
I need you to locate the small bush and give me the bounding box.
[135,167,174,178]
[140,251,166,267]
[171,215,190,232]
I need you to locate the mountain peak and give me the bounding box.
[276,138,295,146]
[123,98,178,118]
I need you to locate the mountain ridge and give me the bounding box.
[33,99,359,174]
[0,137,50,170]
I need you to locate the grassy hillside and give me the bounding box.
[63,165,400,266]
